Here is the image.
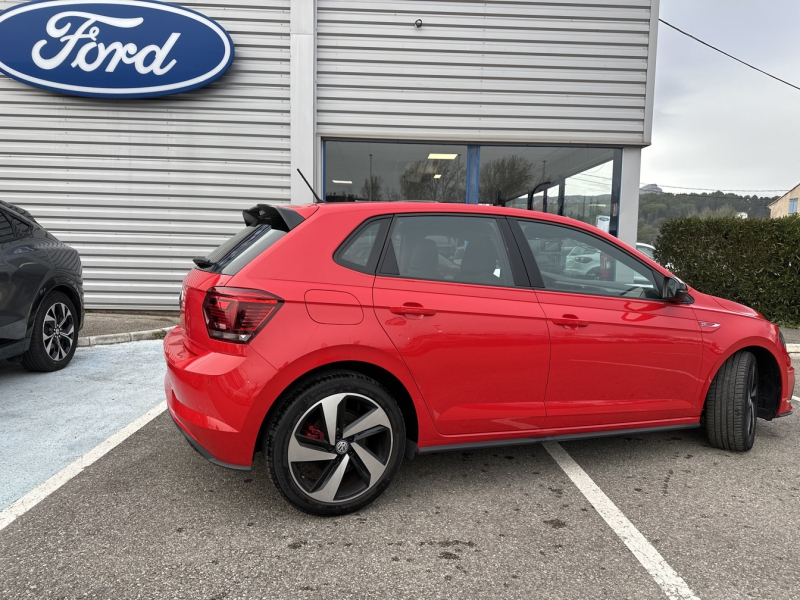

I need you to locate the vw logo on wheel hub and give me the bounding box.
[335,440,350,455]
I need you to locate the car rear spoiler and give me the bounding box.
[242,204,305,231]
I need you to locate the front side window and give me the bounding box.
[384,215,514,287]
[516,220,659,299]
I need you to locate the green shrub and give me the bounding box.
[655,215,800,327]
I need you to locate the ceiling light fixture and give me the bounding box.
[428,153,458,160]
[332,180,352,184]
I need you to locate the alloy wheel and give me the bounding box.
[43,302,74,362]
[288,392,393,504]
[746,361,758,440]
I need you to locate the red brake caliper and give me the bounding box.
[302,424,324,441]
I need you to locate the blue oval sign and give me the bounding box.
[0,0,234,98]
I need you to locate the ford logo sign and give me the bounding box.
[0,0,234,98]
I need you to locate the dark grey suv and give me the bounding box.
[0,201,84,371]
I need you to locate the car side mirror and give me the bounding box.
[662,276,689,302]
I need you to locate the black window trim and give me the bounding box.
[0,209,19,243]
[333,215,393,275]
[375,211,526,290]
[509,217,683,303]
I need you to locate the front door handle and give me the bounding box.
[390,303,436,317]
[552,315,590,328]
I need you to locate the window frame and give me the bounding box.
[333,216,392,275]
[508,217,680,302]
[375,212,530,289]
[0,209,19,244]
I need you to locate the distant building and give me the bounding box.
[640,184,663,194]
[768,183,800,218]
[736,212,748,219]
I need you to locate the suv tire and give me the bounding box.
[21,291,78,372]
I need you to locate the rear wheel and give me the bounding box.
[21,291,78,372]
[704,350,758,452]
[266,371,405,515]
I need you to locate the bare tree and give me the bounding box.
[399,158,466,202]
[360,175,384,201]
[479,155,535,205]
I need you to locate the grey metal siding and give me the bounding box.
[317,0,653,144]
[0,0,290,309]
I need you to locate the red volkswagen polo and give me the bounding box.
[164,202,794,515]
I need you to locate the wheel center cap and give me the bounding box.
[335,440,350,455]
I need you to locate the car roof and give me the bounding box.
[306,200,610,238]
[296,201,673,278]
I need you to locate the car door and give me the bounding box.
[0,209,51,340]
[373,213,551,436]
[511,218,703,428]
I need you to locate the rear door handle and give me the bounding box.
[390,304,436,317]
[552,315,590,328]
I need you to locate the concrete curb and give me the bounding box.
[788,344,800,355]
[78,326,176,348]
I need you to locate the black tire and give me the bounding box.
[20,291,78,372]
[704,350,759,452]
[266,371,406,516]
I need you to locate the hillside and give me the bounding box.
[637,191,779,244]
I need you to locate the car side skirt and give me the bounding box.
[417,423,700,455]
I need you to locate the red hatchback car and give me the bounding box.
[165,202,794,515]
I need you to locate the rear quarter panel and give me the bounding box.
[228,209,440,451]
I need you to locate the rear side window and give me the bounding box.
[382,215,514,287]
[9,214,32,238]
[204,224,286,275]
[335,218,391,274]
[0,211,14,244]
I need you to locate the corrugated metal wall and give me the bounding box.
[0,0,290,309]
[317,0,653,144]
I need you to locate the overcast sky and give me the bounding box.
[642,0,800,196]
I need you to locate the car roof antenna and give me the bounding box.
[297,169,325,203]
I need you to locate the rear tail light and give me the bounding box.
[202,287,283,343]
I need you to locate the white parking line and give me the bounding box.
[544,442,700,600]
[0,401,167,533]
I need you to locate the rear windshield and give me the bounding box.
[202,224,286,275]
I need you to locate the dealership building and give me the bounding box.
[0,0,660,310]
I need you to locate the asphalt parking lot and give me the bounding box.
[1,343,798,599]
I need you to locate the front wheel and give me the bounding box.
[266,371,406,515]
[704,350,759,452]
[21,291,78,372]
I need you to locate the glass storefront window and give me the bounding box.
[323,141,621,233]
[325,141,468,203]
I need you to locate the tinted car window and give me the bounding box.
[199,224,287,275]
[0,211,15,244]
[335,218,390,274]
[516,220,659,299]
[385,215,514,287]
[8,214,32,238]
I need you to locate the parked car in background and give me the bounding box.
[165,202,794,515]
[0,200,83,371]
[636,242,656,261]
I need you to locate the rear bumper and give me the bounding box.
[164,327,278,469]
[170,413,250,471]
